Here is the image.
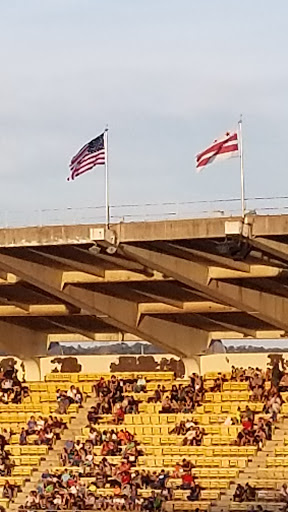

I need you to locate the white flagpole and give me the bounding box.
[104,126,110,227]
[238,116,245,218]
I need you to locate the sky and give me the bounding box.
[1,0,288,225]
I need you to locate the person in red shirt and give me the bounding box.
[121,471,131,486]
[242,418,253,430]
[114,405,125,424]
[181,471,194,489]
[117,430,127,445]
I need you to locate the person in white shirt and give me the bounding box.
[67,385,77,403]
[36,416,45,431]
[135,375,146,392]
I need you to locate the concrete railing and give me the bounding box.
[1,196,288,228]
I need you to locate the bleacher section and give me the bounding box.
[2,370,288,512]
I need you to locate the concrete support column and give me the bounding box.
[0,321,48,358]
[182,357,201,377]
[22,358,42,381]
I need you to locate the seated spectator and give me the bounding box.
[152,385,162,403]
[2,480,16,501]
[67,385,77,403]
[87,406,99,425]
[75,386,83,405]
[56,390,70,414]
[24,490,38,509]
[211,376,222,392]
[19,428,27,446]
[135,375,146,393]
[113,403,125,424]
[181,471,193,489]
[26,416,37,435]
[243,482,256,501]
[280,483,288,502]
[187,482,201,501]
[170,420,187,436]
[234,483,245,502]
[161,396,173,413]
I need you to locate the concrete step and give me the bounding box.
[212,422,288,507]
[9,504,21,511]
[17,400,96,508]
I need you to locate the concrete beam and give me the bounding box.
[61,269,165,285]
[171,244,251,272]
[0,250,209,357]
[211,330,286,340]
[0,304,72,317]
[64,284,210,357]
[74,247,151,274]
[31,249,166,284]
[208,264,283,280]
[121,244,288,332]
[137,291,184,310]
[155,242,283,280]
[45,318,98,342]
[3,214,288,248]
[250,237,288,265]
[138,301,237,315]
[198,316,257,338]
[29,249,105,277]
[0,320,48,357]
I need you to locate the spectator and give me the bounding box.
[135,375,146,393]
[280,483,288,503]
[19,428,27,446]
[233,484,245,502]
[187,482,201,502]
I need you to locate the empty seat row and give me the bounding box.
[229,503,281,512]
[222,382,249,391]
[45,371,175,382]
[140,446,256,457]
[204,372,232,380]
[165,500,211,510]
[7,445,48,456]
[197,402,263,414]
[9,455,42,466]
[122,413,228,426]
[137,457,248,468]
[204,391,250,402]
[266,457,288,467]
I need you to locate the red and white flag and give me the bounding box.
[196,131,239,172]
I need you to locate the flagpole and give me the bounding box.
[104,126,110,227]
[238,116,245,218]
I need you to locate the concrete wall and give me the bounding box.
[2,352,288,382]
[39,354,186,380]
[199,352,283,374]
[0,356,41,382]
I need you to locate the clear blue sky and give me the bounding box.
[1,0,288,217]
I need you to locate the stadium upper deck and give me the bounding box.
[0,213,287,357]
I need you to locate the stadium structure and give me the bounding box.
[0,214,286,512]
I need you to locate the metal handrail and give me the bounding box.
[1,195,288,228]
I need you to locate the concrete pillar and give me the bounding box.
[183,357,200,377]
[22,358,42,381]
[0,321,48,358]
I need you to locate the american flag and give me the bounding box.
[68,132,106,181]
[196,131,239,172]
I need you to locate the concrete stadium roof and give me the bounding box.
[0,213,288,357]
